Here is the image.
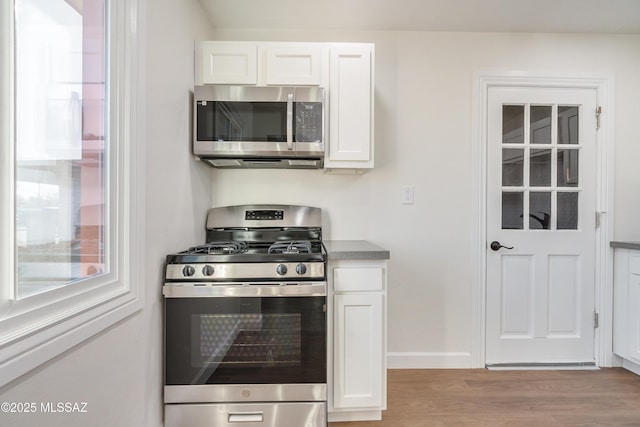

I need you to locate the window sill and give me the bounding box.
[0,281,143,387]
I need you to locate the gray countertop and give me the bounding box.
[324,240,390,260]
[611,241,640,250]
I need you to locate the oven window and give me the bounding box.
[193,311,301,368]
[165,296,326,385]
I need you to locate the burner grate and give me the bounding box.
[268,240,313,255]
[186,241,248,255]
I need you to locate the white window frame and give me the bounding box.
[0,0,144,387]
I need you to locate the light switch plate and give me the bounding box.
[401,186,414,204]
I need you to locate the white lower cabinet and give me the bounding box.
[613,247,640,374]
[328,260,387,422]
[334,293,383,409]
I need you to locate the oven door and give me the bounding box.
[164,283,326,404]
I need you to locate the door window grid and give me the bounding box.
[501,104,581,231]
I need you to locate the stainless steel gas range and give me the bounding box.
[163,205,327,427]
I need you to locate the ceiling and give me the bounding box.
[199,0,640,34]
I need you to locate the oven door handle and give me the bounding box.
[163,282,327,298]
[228,411,264,423]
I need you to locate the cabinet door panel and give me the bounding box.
[334,267,383,292]
[334,293,383,409]
[629,255,640,364]
[613,250,629,358]
[264,45,322,85]
[329,45,373,163]
[200,42,257,85]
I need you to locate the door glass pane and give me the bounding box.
[557,149,579,187]
[530,106,552,144]
[502,192,523,230]
[529,192,551,230]
[558,106,579,144]
[558,192,579,230]
[502,149,524,186]
[502,105,524,144]
[530,149,552,187]
[15,0,107,299]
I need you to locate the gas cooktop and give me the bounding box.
[164,205,326,282]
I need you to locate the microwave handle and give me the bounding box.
[286,93,293,150]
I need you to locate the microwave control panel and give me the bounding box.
[295,102,323,143]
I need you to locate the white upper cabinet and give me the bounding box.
[325,43,375,171]
[197,41,323,86]
[198,42,258,85]
[195,41,376,172]
[263,44,323,86]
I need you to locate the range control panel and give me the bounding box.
[245,210,284,221]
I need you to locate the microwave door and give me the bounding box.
[196,100,291,156]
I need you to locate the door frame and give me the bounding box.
[471,72,615,368]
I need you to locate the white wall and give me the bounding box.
[210,29,640,367]
[0,1,214,426]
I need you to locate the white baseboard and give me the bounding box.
[487,365,599,371]
[622,358,640,376]
[328,410,382,422]
[387,352,473,369]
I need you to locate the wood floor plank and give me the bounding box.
[330,368,640,426]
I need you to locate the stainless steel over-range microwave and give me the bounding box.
[193,85,325,169]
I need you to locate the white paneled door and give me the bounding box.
[486,86,597,365]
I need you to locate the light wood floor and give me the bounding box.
[331,368,640,426]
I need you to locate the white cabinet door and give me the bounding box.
[326,44,374,168]
[197,42,322,86]
[263,44,323,86]
[613,249,640,370]
[334,267,383,292]
[198,42,257,85]
[613,249,628,358]
[627,254,640,364]
[333,293,383,409]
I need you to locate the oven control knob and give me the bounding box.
[276,264,288,276]
[182,265,195,277]
[202,265,215,276]
[296,263,307,275]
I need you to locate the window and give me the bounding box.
[0,0,142,386]
[15,0,107,299]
